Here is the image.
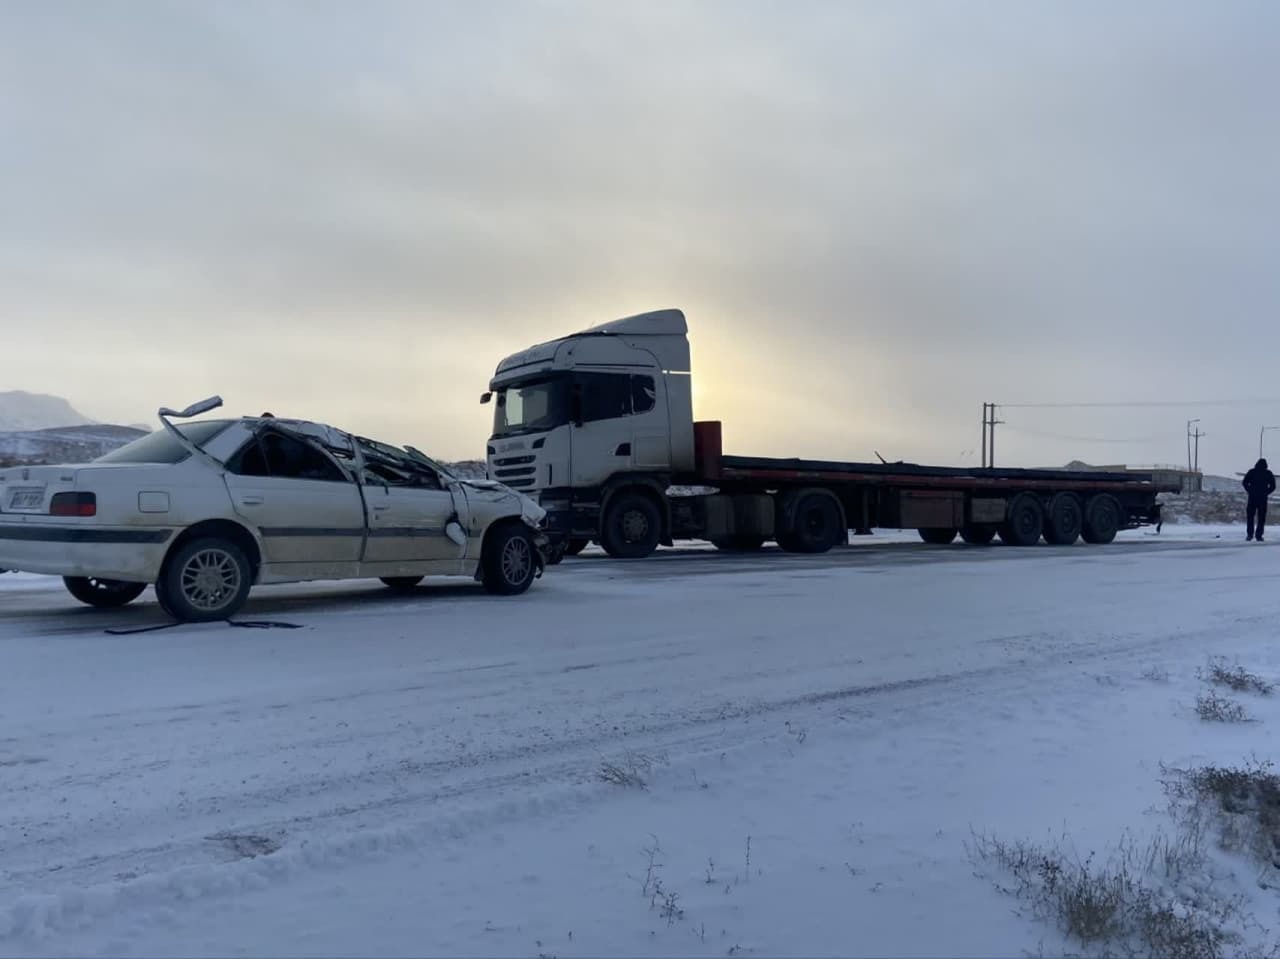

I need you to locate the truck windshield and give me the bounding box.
[492,376,568,439]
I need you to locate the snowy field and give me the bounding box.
[2,526,1279,956]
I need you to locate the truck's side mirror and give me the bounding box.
[480,392,493,405]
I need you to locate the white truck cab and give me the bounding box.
[483,309,695,558]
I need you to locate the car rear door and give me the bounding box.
[222,431,364,578]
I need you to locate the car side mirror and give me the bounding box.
[480,392,493,405]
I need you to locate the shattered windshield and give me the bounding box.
[492,376,569,439]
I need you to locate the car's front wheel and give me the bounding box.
[63,576,147,609]
[481,524,539,595]
[156,537,253,622]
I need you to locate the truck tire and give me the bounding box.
[918,528,958,545]
[155,537,253,622]
[959,524,997,545]
[1082,494,1122,544]
[601,492,662,558]
[711,535,766,552]
[63,576,147,609]
[480,523,539,594]
[999,493,1044,547]
[777,489,845,553]
[1043,493,1084,545]
[563,538,590,557]
[380,576,423,591]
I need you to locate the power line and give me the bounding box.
[1000,398,1280,410]
[1000,425,1175,445]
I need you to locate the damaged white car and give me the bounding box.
[0,398,549,621]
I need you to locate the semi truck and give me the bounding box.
[482,309,1175,559]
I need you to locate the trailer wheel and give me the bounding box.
[777,489,845,553]
[918,528,958,545]
[1082,494,1122,544]
[959,525,997,545]
[999,493,1044,547]
[711,535,766,552]
[601,492,662,558]
[1044,493,1084,545]
[63,577,148,608]
[563,538,590,557]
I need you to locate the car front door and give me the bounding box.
[222,430,364,580]
[358,469,467,576]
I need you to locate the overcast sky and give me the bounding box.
[2,0,1278,471]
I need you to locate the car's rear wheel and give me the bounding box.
[481,524,539,595]
[379,576,423,591]
[157,537,252,622]
[63,576,147,609]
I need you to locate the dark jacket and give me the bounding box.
[1243,459,1276,504]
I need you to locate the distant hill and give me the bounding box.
[0,391,95,432]
[0,425,149,467]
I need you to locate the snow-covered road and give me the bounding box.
[2,528,1278,956]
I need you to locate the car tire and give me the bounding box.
[156,537,253,622]
[481,523,539,595]
[63,576,147,608]
[600,493,662,559]
[379,576,423,591]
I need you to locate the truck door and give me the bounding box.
[570,372,641,487]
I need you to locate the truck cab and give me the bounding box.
[483,309,695,557]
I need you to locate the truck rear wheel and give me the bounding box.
[999,493,1044,547]
[1082,494,1122,544]
[918,528,958,545]
[601,492,662,559]
[959,525,997,545]
[1044,493,1084,545]
[63,577,147,609]
[711,535,766,552]
[777,489,845,553]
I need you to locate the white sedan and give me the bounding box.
[0,398,549,621]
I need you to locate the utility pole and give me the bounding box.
[981,403,1003,468]
[1190,425,1204,473]
[1186,419,1199,473]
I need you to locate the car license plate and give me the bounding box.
[8,488,43,510]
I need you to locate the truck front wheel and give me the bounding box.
[601,493,662,559]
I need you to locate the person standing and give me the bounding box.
[1243,458,1276,541]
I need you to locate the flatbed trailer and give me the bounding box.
[484,310,1178,559]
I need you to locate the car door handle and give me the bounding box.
[372,504,391,511]
[240,496,264,505]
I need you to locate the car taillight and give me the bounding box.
[50,492,96,517]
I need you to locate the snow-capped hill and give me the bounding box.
[0,425,148,467]
[0,390,97,432]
